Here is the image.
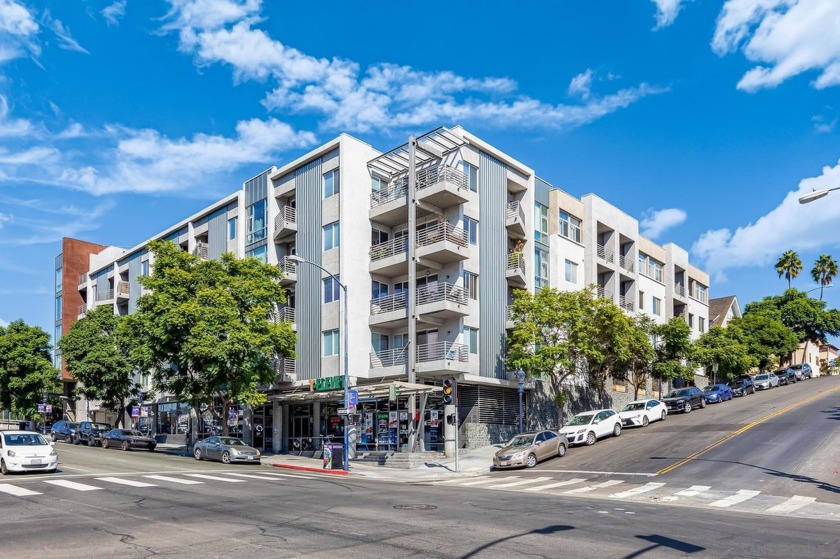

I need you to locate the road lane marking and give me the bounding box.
[486,477,553,489]
[185,473,246,483]
[709,490,761,508]
[565,480,624,494]
[534,470,658,477]
[766,495,816,514]
[460,477,510,486]
[524,478,589,492]
[657,384,840,475]
[96,477,157,488]
[675,485,711,497]
[225,473,288,481]
[43,480,101,492]
[0,485,42,497]
[257,472,318,479]
[609,482,666,499]
[144,475,203,485]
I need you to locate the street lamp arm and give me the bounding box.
[799,186,840,204]
[286,255,346,290]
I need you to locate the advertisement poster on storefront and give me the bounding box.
[429,410,439,427]
[362,412,374,446]
[131,406,140,418]
[389,411,398,445]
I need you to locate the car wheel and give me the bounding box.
[87,437,96,447]
[585,431,597,446]
[102,439,109,449]
[194,448,203,460]
[613,423,622,437]
[642,416,650,427]
[148,444,156,452]
[0,459,8,475]
[221,451,232,464]
[121,441,131,452]
[51,433,57,442]
[684,403,692,413]
[700,398,706,409]
[526,453,538,468]
[73,436,80,445]
[558,443,567,458]
[661,410,667,421]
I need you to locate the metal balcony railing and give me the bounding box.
[597,244,614,264]
[619,295,634,312]
[507,252,525,274]
[416,282,467,306]
[416,165,468,191]
[278,257,297,278]
[596,286,613,300]
[370,347,408,368]
[506,200,525,224]
[78,303,88,316]
[370,180,409,208]
[370,236,408,262]
[417,341,469,363]
[370,293,407,315]
[274,206,297,231]
[674,283,686,298]
[116,281,130,297]
[619,254,634,273]
[277,306,295,324]
[78,274,87,288]
[95,289,115,302]
[416,222,469,248]
[193,242,209,260]
[274,358,295,377]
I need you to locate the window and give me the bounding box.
[535,203,549,245]
[55,295,62,321]
[688,313,694,328]
[371,228,389,245]
[323,330,340,357]
[535,247,549,289]
[699,317,706,333]
[371,333,389,353]
[246,245,267,263]
[465,327,478,354]
[228,217,237,240]
[463,272,479,301]
[462,216,478,246]
[564,259,578,283]
[652,297,661,316]
[695,284,708,303]
[323,169,340,199]
[638,254,647,276]
[371,281,389,300]
[371,176,386,195]
[246,199,267,244]
[323,221,340,251]
[651,260,664,283]
[558,211,582,243]
[54,325,62,347]
[324,276,341,303]
[55,264,62,293]
[141,260,150,277]
[393,333,409,351]
[638,291,644,310]
[638,253,664,283]
[461,161,478,192]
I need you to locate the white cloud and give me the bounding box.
[640,208,688,239]
[102,1,127,26]
[0,0,40,64]
[812,114,836,133]
[568,69,593,99]
[651,0,687,29]
[0,200,115,246]
[43,11,89,54]
[0,318,7,328]
[162,0,661,134]
[713,0,840,92]
[0,211,10,228]
[692,158,840,276]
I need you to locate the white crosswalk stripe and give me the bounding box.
[97,477,157,488]
[766,495,816,514]
[460,477,512,486]
[709,489,761,508]
[675,485,711,497]
[185,473,246,483]
[486,477,553,490]
[43,480,101,492]
[144,475,203,485]
[565,480,624,494]
[0,484,42,497]
[609,482,666,499]
[225,473,287,481]
[524,478,589,492]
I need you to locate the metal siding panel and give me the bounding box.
[479,152,508,379]
[245,170,270,206]
[95,271,110,299]
[208,210,227,260]
[295,158,323,380]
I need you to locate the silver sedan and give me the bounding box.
[193,436,261,464]
[754,372,780,390]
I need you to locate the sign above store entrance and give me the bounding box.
[312,376,345,392]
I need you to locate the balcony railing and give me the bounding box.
[370,347,408,368]
[417,341,469,363]
[278,257,297,278]
[674,283,686,298]
[619,254,634,273]
[276,306,295,324]
[369,236,408,262]
[416,165,468,191]
[596,286,613,300]
[416,222,469,248]
[370,180,409,208]
[78,274,87,288]
[193,242,209,260]
[95,289,114,302]
[506,200,525,223]
[274,206,297,230]
[78,303,89,316]
[370,293,407,315]
[275,358,295,377]
[417,282,467,306]
[507,252,526,274]
[619,295,634,312]
[116,281,130,298]
[597,244,614,264]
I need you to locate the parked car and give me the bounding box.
[50,420,78,442]
[101,429,157,451]
[662,387,706,414]
[618,399,667,427]
[754,372,780,390]
[728,378,756,397]
[703,384,733,403]
[775,368,797,385]
[73,421,112,447]
[0,431,58,474]
[193,436,261,464]
[493,430,568,469]
[558,409,622,446]
[787,363,813,380]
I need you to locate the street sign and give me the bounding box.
[348,389,358,409]
[337,408,350,415]
[37,404,45,413]
[131,406,140,418]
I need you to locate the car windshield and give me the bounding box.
[120,430,143,436]
[622,403,645,412]
[704,386,719,392]
[219,437,247,446]
[68,423,78,429]
[666,389,690,398]
[92,423,110,430]
[566,414,594,426]
[3,433,48,446]
[507,435,535,447]
[755,374,768,380]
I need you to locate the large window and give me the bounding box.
[324,276,341,303]
[246,199,267,244]
[372,228,389,245]
[564,259,578,283]
[463,271,479,301]
[639,253,664,283]
[461,161,478,192]
[695,284,708,303]
[141,260,150,277]
[323,221,340,251]
[323,169,340,199]
[55,259,62,293]
[535,203,549,245]
[559,211,582,243]
[371,332,389,353]
[535,248,549,289]
[462,216,478,246]
[323,330,340,357]
[228,217,237,240]
[465,326,478,354]
[371,281,389,299]
[246,245,267,263]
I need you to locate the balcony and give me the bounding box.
[369,237,409,276]
[274,358,296,383]
[369,293,408,327]
[674,283,687,299]
[596,286,614,301]
[416,222,469,264]
[506,252,526,287]
[275,306,296,331]
[278,257,298,286]
[274,206,297,241]
[193,242,209,260]
[416,282,468,319]
[618,254,635,274]
[416,165,470,208]
[370,347,408,369]
[369,181,409,226]
[506,201,526,239]
[619,295,634,312]
[77,303,89,319]
[78,274,87,290]
[95,289,115,303]
[597,244,615,265]
[416,341,470,376]
[116,281,130,299]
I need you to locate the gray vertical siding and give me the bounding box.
[535,178,551,206]
[95,271,110,299]
[127,254,142,313]
[208,208,228,260]
[295,158,323,380]
[244,169,270,206]
[479,152,508,379]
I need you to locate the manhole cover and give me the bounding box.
[393,504,437,510]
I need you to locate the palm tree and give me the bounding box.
[775,250,803,289]
[811,254,838,300]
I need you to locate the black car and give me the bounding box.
[728,378,756,396]
[74,421,112,446]
[50,420,78,442]
[102,429,157,451]
[774,368,796,385]
[787,363,813,380]
[662,387,706,414]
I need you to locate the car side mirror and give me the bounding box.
[50,441,55,446]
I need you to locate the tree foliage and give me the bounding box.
[0,320,59,420]
[127,240,296,436]
[727,313,799,370]
[651,317,694,384]
[693,325,755,381]
[775,250,803,290]
[811,254,838,301]
[59,305,139,428]
[625,316,656,399]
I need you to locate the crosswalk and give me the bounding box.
[425,474,839,520]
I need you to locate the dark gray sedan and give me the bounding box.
[193,436,261,464]
[102,429,157,451]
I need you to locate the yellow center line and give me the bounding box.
[657,383,840,475]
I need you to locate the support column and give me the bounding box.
[407,136,418,453]
[272,401,282,453]
[312,402,321,449]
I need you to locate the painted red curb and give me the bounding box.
[271,463,350,476]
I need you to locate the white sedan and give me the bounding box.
[618,399,667,428]
[0,431,58,474]
[558,409,622,446]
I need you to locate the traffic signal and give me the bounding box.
[442,378,455,405]
[446,413,456,426]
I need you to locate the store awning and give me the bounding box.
[267,381,440,404]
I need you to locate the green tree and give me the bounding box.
[625,316,656,400]
[0,320,59,422]
[694,326,755,382]
[581,297,639,405]
[59,305,140,428]
[811,254,838,300]
[775,250,803,289]
[727,313,799,370]
[651,317,694,390]
[127,240,296,436]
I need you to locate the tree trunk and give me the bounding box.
[221,398,230,436]
[117,400,125,428]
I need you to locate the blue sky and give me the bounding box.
[2,0,840,341]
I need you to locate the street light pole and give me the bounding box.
[517,369,525,434]
[799,186,840,204]
[288,255,350,472]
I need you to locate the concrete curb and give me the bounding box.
[271,463,349,476]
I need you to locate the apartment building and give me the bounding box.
[55,125,710,453]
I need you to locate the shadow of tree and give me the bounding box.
[822,406,840,421]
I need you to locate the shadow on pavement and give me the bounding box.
[625,535,705,559]
[461,524,574,558]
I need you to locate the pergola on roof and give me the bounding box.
[367,126,466,180]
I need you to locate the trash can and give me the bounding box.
[323,443,345,470]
